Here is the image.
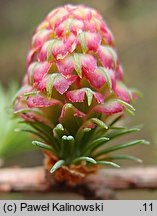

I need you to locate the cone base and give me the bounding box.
[44,153,99,186]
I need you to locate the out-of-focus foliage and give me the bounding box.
[0,83,33,163]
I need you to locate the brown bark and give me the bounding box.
[0,166,157,199]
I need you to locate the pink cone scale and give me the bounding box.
[14,5,147,185]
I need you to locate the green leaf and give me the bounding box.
[79,32,88,53]
[104,155,142,163]
[61,135,75,158]
[75,127,92,148]
[53,123,65,139]
[78,118,108,144]
[96,161,120,168]
[73,53,82,78]
[46,74,58,98]
[50,160,65,173]
[117,99,135,112]
[27,122,61,154]
[14,108,32,114]
[23,91,38,97]
[12,87,25,105]
[72,156,97,164]
[15,128,46,142]
[85,88,93,106]
[109,127,127,130]
[101,67,112,92]
[29,62,38,85]
[107,46,117,69]
[62,135,75,142]
[129,88,143,98]
[25,121,53,142]
[32,141,54,152]
[90,137,110,145]
[64,18,73,33]
[93,139,149,158]
[14,108,43,115]
[108,115,123,127]
[84,137,110,155]
[107,127,140,140]
[82,128,91,133]
[47,40,57,61]
[20,121,52,146]
[90,118,108,129]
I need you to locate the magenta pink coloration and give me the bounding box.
[38,74,77,94]
[15,4,137,130]
[81,54,97,74]
[52,75,77,94]
[98,46,117,69]
[66,88,104,104]
[59,103,86,122]
[84,67,107,89]
[66,89,85,103]
[32,29,53,49]
[94,100,123,115]
[27,95,62,108]
[115,64,123,80]
[56,56,74,77]
[12,4,142,182]
[115,82,130,103]
[28,62,52,85]
[94,92,105,103]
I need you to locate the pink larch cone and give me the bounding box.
[14,5,147,185]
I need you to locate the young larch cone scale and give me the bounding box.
[14,5,148,185]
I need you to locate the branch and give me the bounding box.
[0,167,50,192]
[84,167,157,190]
[0,166,157,199]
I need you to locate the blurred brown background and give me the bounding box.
[0,0,157,199]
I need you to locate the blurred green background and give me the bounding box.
[0,0,157,199]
